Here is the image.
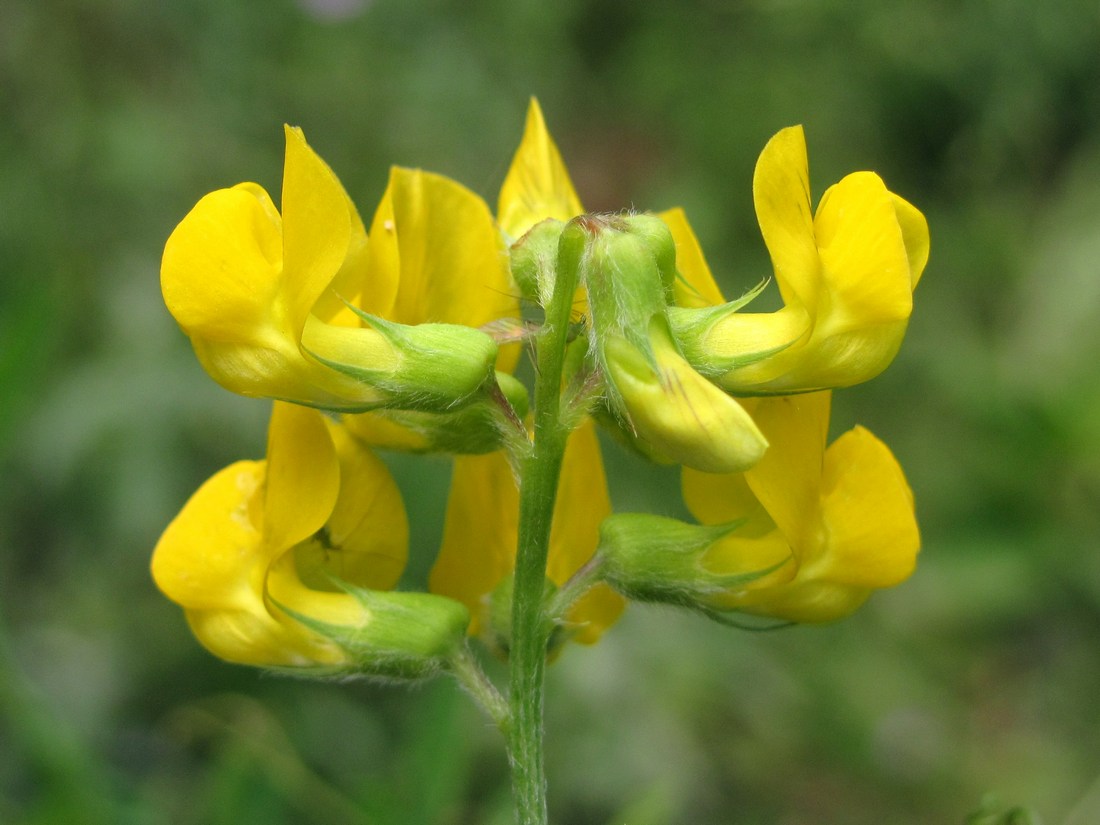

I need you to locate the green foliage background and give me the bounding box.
[2,1,1100,823]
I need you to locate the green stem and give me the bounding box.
[507,221,586,825]
[545,554,604,626]
[448,643,510,733]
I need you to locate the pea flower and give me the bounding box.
[151,402,469,676]
[599,392,919,623]
[162,127,505,415]
[339,164,525,451]
[429,419,625,652]
[668,126,930,393]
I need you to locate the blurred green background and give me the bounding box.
[3,0,1100,823]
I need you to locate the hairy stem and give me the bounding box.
[507,221,586,825]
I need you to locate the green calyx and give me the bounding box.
[304,310,499,413]
[597,513,784,609]
[283,586,472,682]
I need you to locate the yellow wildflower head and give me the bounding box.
[668,126,929,393]
[151,402,469,675]
[161,127,391,409]
[596,392,918,624]
[163,127,515,416]
[680,392,920,622]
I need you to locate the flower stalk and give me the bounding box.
[506,219,586,825]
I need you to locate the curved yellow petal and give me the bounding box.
[151,460,266,611]
[890,192,930,288]
[742,392,830,552]
[682,464,763,526]
[184,600,348,667]
[341,410,433,452]
[702,526,797,606]
[723,578,872,623]
[816,425,919,587]
[752,125,820,309]
[280,126,355,337]
[659,207,726,309]
[497,98,584,241]
[369,167,521,372]
[604,326,767,474]
[317,420,408,591]
[262,402,340,553]
[814,171,912,332]
[431,451,519,635]
[161,185,284,343]
[702,304,811,371]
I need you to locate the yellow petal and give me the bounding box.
[704,304,811,373]
[497,98,584,241]
[546,419,608,584]
[151,460,266,611]
[724,579,872,623]
[547,419,625,644]
[702,526,797,606]
[816,425,919,587]
[280,126,354,337]
[890,192,930,288]
[161,185,284,343]
[752,125,821,309]
[310,195,372,327]
[316,420,408,590]
[184,602,348,667]
[605,326,768,474]
[659,207,727,308]
[431,450,520,635]
[341,410,433,452]
[813,171,912,332]
[263,402,340,552]
[743,392,830,551]
[369,167,521,372]
[682,463,764,526]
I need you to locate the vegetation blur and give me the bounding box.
[3,0,1100,822]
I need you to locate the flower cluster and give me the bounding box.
[153,100,926,676]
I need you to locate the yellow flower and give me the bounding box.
[668,126,929,392]
[429,419,625,650]
[339,164,524,449]
[152,402,468,672]
[679,391,919,622]
[163,127,507,414]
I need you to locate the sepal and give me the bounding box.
[344,371,530,455]
[509,218,565,307]
[597,513,787,607]
[280,586,471,681]
[303,310,499,412]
